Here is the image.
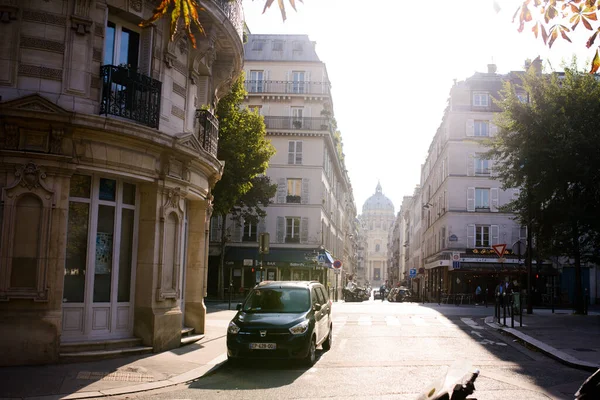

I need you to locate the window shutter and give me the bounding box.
[490,188,499,212]
[139,26,154,76]
[258,217,266,234]
[301,178,310,204]
[232,220,242,242]
[490,123,498,136]
[276,216,285,243]
[467,153,475,176]
[277,178,286,203]
[467,224,475,248]
[300,217,309,243]
[467,187,475,212]
[466,119,474,137]
[305,71,311,93]
[265,70,270,91]
[511,225,520,245]
[491,225,499,245]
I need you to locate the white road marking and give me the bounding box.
[411,316,426,326]
[461,317,484,330]
[358,315,372,325]
[208,353,227,365]
[385,316,401,326]
[471,330,483,338]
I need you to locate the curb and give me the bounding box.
[484,316,600,372]
[9,358,229,400]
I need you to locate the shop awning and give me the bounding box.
[223,247,326,268]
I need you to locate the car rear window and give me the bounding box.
[243,288,310,313]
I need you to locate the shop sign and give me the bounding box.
[460,257,519,263]
[466,248,514,256]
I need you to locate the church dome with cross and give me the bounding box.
[362,182,395,214]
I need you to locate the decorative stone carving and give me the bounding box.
[165,187,181,209]
[131,0,142,12]
[71,15,92,35]
[12,163,52,196]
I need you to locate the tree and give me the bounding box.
[142,0,301,48]
[487,60,600,313]
[212,73,276,298]
[511,0,600,72]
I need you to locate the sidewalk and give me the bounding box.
[484,307,600,371]
[0,302,236,400]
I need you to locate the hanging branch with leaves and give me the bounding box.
[140,0,302,49]
[512,0,600,72]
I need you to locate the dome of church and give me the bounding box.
[362,182,395,214]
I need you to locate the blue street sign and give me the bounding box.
[409,268,417,278]
[317,254,327,263]
[453,261,461,269]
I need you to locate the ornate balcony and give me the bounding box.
[244,80,331,96]
[213,0,244,43]
[100,65,162,129]
[195,109,219,157]
[263,116,331,131]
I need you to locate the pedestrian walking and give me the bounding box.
[380,281,387,302]
[475,285,482,305]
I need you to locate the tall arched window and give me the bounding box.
[11,194,43,288]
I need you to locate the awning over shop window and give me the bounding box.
[223,247,327,268]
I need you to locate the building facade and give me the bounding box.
[358,183,395,289]
[208,34,356,301]
[0,0,244,365]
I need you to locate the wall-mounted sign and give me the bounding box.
[448,234,458,242]
[466,248,514,256]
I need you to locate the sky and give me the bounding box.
[241,0,592,214]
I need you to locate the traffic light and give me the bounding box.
[251,268,255,273]
[535,274,539,279]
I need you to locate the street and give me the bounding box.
[119,299,592,400]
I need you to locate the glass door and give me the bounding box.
[62,175,138,341]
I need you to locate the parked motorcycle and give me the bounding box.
[342,281,368,302]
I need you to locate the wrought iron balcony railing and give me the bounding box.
[213,0,244,42]
[263,116,332,131]
[244,80,331,96]
[195,109,219,157]
[100,65,162,128]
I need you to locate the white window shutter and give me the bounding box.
[490,188,499,212]
[300,217,309,243]
[490,123,498,136]
[466,119,475,137]
[232,220,242,242]
[491,225,499,245]
[467,153,475,176]
[276,216,285,243]
[139,26,154,76]
[301,178,310,204]
[467,224,475,248]
[277,178,287,203]
[467,187,475,212]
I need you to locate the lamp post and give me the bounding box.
[259,232,269,282]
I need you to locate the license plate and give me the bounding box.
[249,343,276,350]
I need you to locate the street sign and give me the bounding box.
[333,260,342,269]
[452,252,460,262]
[452,261,461,269]
[492,243,507,258]
[409,268,417,278]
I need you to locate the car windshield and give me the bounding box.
[242,288,310,313]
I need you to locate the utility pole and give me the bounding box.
[259,232,269,282]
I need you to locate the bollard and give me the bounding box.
[511,293,514,328]
[228,281,233,310]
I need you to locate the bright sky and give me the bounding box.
[242,0,592,214]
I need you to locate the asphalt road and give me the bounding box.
[120,299,591,400]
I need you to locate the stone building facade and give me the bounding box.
[0,0,243,365]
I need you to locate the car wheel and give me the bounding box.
[303,337,316,366]
[322,325,332,351]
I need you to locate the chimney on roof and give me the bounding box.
[487,64,497,74]
[531,56,542,75]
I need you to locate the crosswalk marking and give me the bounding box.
[436,316,455,327]
[411,316,426,326]
[460,317,484,330]
[385,316,401,326]
[358,315,372,325]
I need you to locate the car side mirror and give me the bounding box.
[313,303,322,311]
[236,303,242,311]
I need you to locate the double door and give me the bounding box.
[61,175,138,341]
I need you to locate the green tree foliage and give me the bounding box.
[211,72,276,297]
[487,60,600,313]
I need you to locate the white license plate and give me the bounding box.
[249,343,276,350]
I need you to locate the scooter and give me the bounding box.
[418,360,599,400]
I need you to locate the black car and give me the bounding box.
[226,281,332,366]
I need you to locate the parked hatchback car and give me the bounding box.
[227,281,332,366]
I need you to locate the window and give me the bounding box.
[516,91,529,103]
[248,70,264,93]
[285,217,300,243]
[291,106,304,128]
[288,140,303,164]
[475,226,490,247]
[243,221,257,242]
[248,105,262,115]
[272,40,284,51]
[286,178,302,203]
[475,156,490,174]
[474,120,489,137]
[375,244,380,252]
[292,41,303,52]
[475,188,490,209]
[252,40,264,51]
[292,71,305,94]
[104,21,140,70]
[473,92,489,107]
